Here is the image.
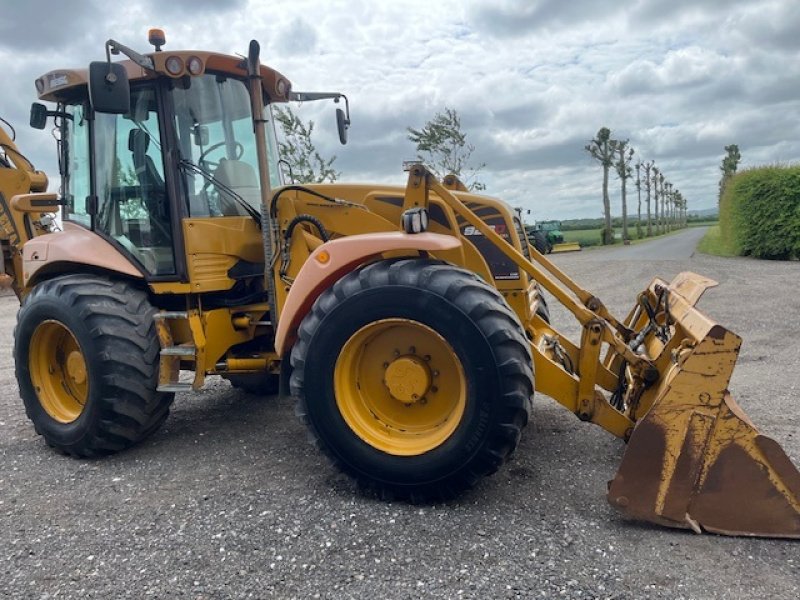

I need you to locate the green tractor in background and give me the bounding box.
[526,220,580,254]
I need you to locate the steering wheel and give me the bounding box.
[198,141,244,170]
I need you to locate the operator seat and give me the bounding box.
[128,129,170,245]
[129,129,165,194]
[212,158,259,216]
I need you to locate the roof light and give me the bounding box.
[165,55,184,76]
[148,28,166,51]
[187,56,203,75]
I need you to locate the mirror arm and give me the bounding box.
[287,91,351,143]
[337,94,351,124]
[104,39,155,73]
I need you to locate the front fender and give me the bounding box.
[274,231,461,356]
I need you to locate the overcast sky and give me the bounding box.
[2,0,798,219]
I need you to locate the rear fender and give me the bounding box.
[274,231,461,356]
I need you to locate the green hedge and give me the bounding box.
[719,165,800,260]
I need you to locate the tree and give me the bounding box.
[642,160,654,236]
[407,107,486,191]
[634,161,644,239]
[718,143,741,203]
[585,127,615,244]
[658,172,666,234]
[651,165,660,235]
[274,106,340,183]
[674,189,686,227]
[611,140,634,241]
[665,181,673,231]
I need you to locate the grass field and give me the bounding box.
[562,228,603,246]
[562,220,718,248]
[696,224,738,256]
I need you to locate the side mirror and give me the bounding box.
[336,107,349,145]
[193,125,209,146]
[88,62,130,114]
[30,103,48,129]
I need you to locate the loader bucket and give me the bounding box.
[607,277,800,538]
[550,241,581,253]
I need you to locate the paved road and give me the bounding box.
[575,227,709,261]
[2,247,799,599]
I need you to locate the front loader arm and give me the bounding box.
[402,164,800,538]
[403,164,644,437]
[0,122,55,296]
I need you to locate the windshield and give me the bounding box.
[171,73,282,217]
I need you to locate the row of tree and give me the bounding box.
[274,109,728,251]
[585,127,689,245]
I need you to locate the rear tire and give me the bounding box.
[531,230,549,254]
[290,259,534,501]
[14,275,174,457]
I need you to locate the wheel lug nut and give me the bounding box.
[419,397,428,405]
[409,346,416,354]
[382,362,389,368]
[430,386,438,393]
[423,355,431,361]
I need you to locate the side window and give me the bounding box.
[64,105,91,226]
[93,88,175,275]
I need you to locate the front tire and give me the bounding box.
[14,275,174,457]
[291,259,534,501]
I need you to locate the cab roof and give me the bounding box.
[35,50,292,104]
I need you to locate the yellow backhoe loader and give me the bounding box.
[2,31,798,538]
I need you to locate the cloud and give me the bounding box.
[273,17,319,56]
[0,0,796,220]
[0,1,102,51]
[469,0,619,37]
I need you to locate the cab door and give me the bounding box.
[92,86,178,276]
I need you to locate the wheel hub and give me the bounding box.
[29,320,88,424]
[384,355,430,405]
[66,350,87,386]
[334,318,466,456]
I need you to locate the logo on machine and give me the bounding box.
[462,224,507,236]
[47,73,69,90]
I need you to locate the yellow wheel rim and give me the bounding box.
[29,320,89,423]
[334,319,466,456]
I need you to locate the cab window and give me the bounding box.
[63,104,91,227]
[93,87,175,275]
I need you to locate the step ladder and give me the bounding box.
[153,311,204,393]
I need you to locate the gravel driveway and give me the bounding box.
[1,244,798,599]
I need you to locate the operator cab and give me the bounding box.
[30,32,288,279]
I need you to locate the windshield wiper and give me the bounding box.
[178,158,262,225]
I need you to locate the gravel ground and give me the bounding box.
[1,241,799,599]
